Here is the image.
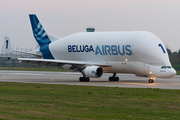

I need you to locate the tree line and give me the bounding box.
[167,48,180,71]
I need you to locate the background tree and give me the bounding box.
[167,48,180,71]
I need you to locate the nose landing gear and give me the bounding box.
[148,76,156,83]
[148,79,154,83]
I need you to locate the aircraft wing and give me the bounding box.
[18,58,111,68]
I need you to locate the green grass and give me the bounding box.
[0,67,66,72]
[0,82,180,120]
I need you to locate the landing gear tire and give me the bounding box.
[148,79,154,83]
[109,77,112,81]
[79,77,90,82]
[109,77,119,81]
[115,77,119,81]
[109,73,119,81]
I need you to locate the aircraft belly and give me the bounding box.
[105,62,134,73]
[105,62,146,75]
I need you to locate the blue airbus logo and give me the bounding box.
[68,45,132,56]
[95,45,132,55]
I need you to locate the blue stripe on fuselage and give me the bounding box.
[40,44,54,59]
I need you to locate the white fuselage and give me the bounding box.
[48,31,176,78]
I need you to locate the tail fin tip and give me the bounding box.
[29,14,51,46]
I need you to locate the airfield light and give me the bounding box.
[151,76,156,80]
[125,59,128,62]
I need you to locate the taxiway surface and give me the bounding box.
[0,70,179,89]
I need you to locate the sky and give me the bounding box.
[0,0,180,52]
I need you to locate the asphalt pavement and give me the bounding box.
[0,70,180,89]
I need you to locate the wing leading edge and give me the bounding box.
[18,58,111,69]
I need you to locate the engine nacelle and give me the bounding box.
[82,66,103,78]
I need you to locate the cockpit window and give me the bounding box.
[161,66,172,69]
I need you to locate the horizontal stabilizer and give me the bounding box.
[13,50,42,58]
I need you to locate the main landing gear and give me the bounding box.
[79,77,90,82]
[79,72,90,82]
[109,73,119,81]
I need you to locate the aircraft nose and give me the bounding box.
[169,68,176,78]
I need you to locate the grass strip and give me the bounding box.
[0,82,180,120]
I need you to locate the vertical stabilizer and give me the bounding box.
[3,36,11,54]
[29,14,51,46]
[29,14,54,59]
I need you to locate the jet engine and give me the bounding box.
[82,66,103,78]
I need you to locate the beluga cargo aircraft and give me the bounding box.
[18,14,176,83]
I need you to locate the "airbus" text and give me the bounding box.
[68,45,132,56]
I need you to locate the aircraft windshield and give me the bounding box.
[161,66,171,69]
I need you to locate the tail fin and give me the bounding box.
[3,36,12,54]
[29,14,51,46]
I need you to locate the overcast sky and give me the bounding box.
[0,0,180,52]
